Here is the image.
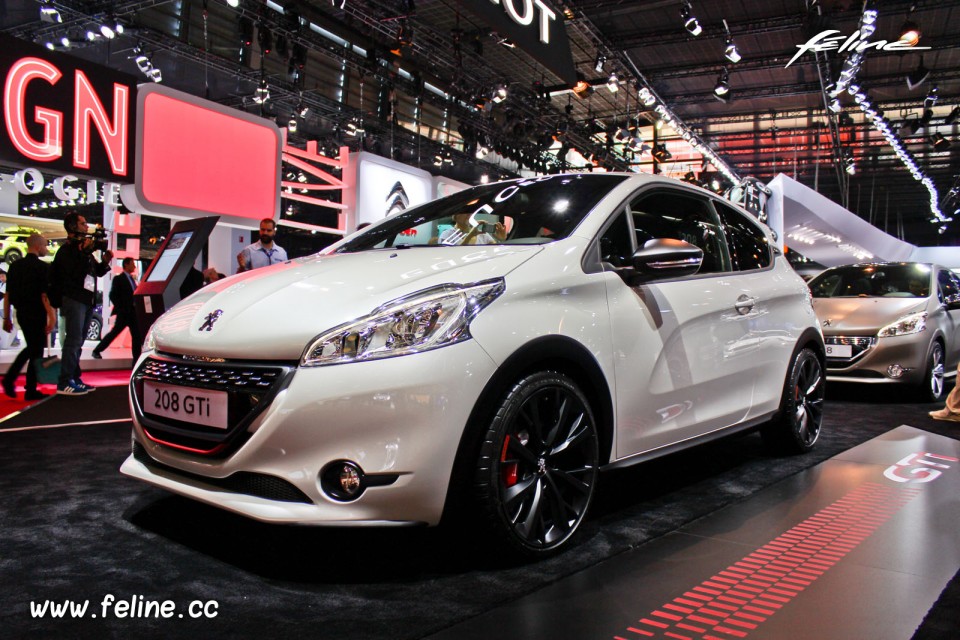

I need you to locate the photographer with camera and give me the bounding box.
[49,212,113,396]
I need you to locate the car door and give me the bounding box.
[712,200,793,420]
[600,187,758,459]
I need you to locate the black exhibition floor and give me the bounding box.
[0,383,957,639]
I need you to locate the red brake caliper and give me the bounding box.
[501,435,518,487]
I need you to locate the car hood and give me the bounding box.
[812,297,927,334]
[151,245,541,360]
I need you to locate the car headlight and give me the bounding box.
[878,311,927,337]
[142,325,156,353]
[301,279,505,366]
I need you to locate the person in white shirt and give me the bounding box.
[237,218,287,272]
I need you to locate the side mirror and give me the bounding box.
[624,238,703,284]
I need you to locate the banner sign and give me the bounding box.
[459,0,576,85]
[0,33,138,183]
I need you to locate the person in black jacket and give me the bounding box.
[92,257,141,362]
[2,234,56,400]
[49,212,113,396]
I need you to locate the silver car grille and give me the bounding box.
[824,336,876,364]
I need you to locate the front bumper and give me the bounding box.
[122,340,499,526]
[824,332,931,384]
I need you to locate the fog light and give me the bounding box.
[887,364,905,378]
[320,461,366,501]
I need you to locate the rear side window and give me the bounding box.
[938,270,960,305]
[627,191,728,274]
[714,202,772,271]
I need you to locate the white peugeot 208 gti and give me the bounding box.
[122,173,825,558]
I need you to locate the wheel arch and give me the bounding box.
[440,335,615,521]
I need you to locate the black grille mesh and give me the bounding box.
[137,359,282,391]
[133,441,312,504]
[825,336,876,362]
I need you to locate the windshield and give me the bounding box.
[808,264,931,298]
[335,174,628,253]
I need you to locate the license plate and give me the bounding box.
[826,344,853,358]
[143,380,228,429]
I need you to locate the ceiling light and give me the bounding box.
[572,78,592,98]
[930,133,951,151]
[60,36,70,48]
[680,1,702,36]
[288,116,298,133]
[594,54,606,74]
[607,73,619,93]
[253,80,270,104]
[100,23,116,39]
[227,0,240,6]
[899,19,921,46]
[492,84,508,103]
[638,87,656,107]
[714,68,730,97]
[845,156,856,175]
[40,4,62,23]
[724,38,742,63]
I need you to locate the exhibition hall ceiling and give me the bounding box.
[2,0,958,246]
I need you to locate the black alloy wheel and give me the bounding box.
[475,371,599,558]
[5,249,22,265]
[920,342,945,402]
[762,348,825,454]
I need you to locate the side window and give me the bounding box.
[714,202,772,271]
[628,190,728,274]
[598,212,633,268]
[938,270,959,304]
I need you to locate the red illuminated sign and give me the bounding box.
[123,85,282,223]
[0,33,136,182]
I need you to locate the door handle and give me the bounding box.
[735,294,756,315]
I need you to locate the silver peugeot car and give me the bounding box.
[808,262,960,400]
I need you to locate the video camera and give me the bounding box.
[83,225,109,253]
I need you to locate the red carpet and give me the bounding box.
[0,369,131,421]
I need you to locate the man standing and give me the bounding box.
[2,234,56,400]
[92,257,142,362]
[49,212,112,396]
[236,218,287,272]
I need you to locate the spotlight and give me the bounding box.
[45,41,55,50]
[227,0,240,6]
[147,67,162,83]
[828,98,842,113]
[724,38,742,63]
[492,84,508,103]
[681,1,702,36]
[60,36,71,48]
[298,104,310,118]
[100,23,116,39]
[930,133,951,151]
[86,30,97,41]
[607,72,620,93]
[239,17,255,47]
[906,57,930,90]
[652,144,672,162]
[638,87,656,107]
[572,78,592,98]
[253,79,270,104]
[40,3,62,23]
[899,19,921,47]
[845,156,856,175]
[714,68,730,98]
[626,136,645,152]
[594,53,606,74]
[288,115,298,133]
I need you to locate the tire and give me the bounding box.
[474,371,599,559]
[762,348,825,454]
[86,317,102,341]
[919,342,945,403]
[4,249,22,265]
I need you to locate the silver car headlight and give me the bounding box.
[877,311,927,337]
[142,324,157,353]
[301,279,505,367]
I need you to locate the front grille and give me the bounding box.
[825,336,876,364]
[133,441,312,504]
[132,355,294,457]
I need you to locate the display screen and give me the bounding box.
[146,231,194,283]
